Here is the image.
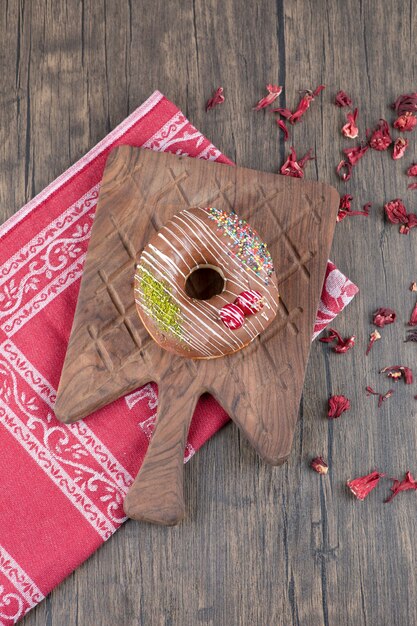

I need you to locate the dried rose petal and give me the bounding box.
[407,183,417,191]
[328,394,350,418]
[405,330,417,342]
[368,119,392,151]
[273,84,325,125]
[385,471,417,503]
[277,119,289,141]
[407,164,417,177]
[335,90,352,107]
[372,307,396,328]
[380,365,413,384]
[347,471,385,501]
[336,160,353,182]
[253,84,283,111]
[392,137,408,160]
[205,87,225,111]
[392,93,417,115]
[410,282,417,292]
[366,330,381,355]
[311,456,329,474]
[409,301,417,326]
[343,143,369,165]
[280,146,315,178]
[342,108,359,139]
[319,328,355,353]
[393,112,417,132]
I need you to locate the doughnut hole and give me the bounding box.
[184,264,225,300]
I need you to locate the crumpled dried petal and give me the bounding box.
[405,329,417,342]
[372,307,396,328]
[392,137,408,160]
[393,112,417,132]
[253,84,283,111]
[311,456,329,474]
[368,119,392,151]
[407,183,417,191]
[342,108,359,139]
[384,199,417,234]
[337,195,371,222]
[319,328,355,353]
[407,164,417,177]
[366,330,381,355]
[328,394,350,418]
[343,143,369,165]
[392,93,417,115]
[347,471,385,501]
[273,84,325,125]
[277,119,289,141]
[205,87,225,111]
[410,282,417,292]
[380,365,413,384]
[408,300,417,326]
[280,146,315,178]
[336,160,353,182]
[335,90,352,107]
[385,471,417,503]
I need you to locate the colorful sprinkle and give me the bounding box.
[204,207,274,283]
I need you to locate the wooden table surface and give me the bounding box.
[1,1,417,624]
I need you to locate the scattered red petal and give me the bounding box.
[385,471,417,503]
[319,328,355,353]
[392,93,417,115]
[347,471,385,501]
[335,90,352,107]
[342,108,359,139]
[407,164,417,177]
[336,160,353,182]
[366,386,395,408]
[253,84,283,111]
[273,84,325,125]
[410,282,417,292]
[328,394,350,418]
[277,119,289,141]
[372,307,396,327]
[393,112,417,132]
[280,146,315,178]
[337,195,371,221]
[366,330,381,355]
[408,182,417,190]
[384,199,417,234]
[343,143,369,165]
[205,87,225,111]
[392,137,408,160]
[380,365,413,384]
[310,456,329,474]
[368,119,392,151]
[408,300,417,326]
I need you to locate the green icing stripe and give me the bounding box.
[137,265,182,338]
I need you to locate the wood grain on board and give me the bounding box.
[54,146,338,524]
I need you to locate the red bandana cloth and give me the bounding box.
[0,91,358,625]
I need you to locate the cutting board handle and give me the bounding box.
[123,377,199,525]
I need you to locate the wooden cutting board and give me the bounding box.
[54,146,339,525]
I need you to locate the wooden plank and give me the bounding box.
[1,0,416,624]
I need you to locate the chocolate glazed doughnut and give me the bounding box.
[134,207,279,359]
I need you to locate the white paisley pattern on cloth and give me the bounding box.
[0,186,98,337]
[0,544,44,623]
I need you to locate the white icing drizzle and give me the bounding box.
[135,207,278,357]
